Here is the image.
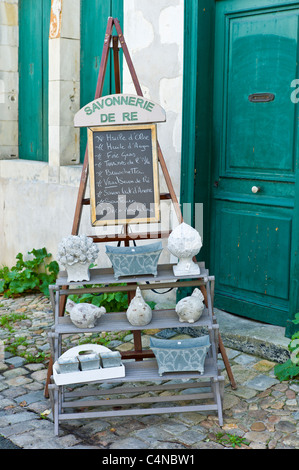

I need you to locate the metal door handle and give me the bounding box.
[251,186,260,194]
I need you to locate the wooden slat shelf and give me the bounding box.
[55,308,213,334]
[51,359,222,423]
[56,358,219,386]
[58,403,219,422]
[54,263,209,288]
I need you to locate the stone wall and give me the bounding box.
[0,0,18,160]
[48,0,81,174]
[0,0,184,272]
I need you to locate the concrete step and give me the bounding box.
[214,309,290,364]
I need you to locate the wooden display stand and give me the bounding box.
[45,17,236,400]
[48,264,224,436]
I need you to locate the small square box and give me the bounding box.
[57,356,80,374]
[100,351,122,368]
[78,351,100,371]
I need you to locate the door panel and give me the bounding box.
[211,0,299,327]
[19,0,51,161]
[226,12,298,178]
[216,205,292,300]
[80,0,123,162]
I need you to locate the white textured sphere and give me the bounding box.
[168,223,202,258]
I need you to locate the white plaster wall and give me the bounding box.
[123,0,184,198]
[0,161,91,266]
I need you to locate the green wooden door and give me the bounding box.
[19,0,51,161]
[80,0,123,162]
[210,0,299,329]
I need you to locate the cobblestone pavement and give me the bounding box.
[0,294,298,450]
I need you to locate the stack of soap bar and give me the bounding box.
[57,356,79,373]
[100,351,122,368]
[78,352,100,371]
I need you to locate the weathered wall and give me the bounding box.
[0,0,18,159]
[0,0,184,274]
[123,0,184,196]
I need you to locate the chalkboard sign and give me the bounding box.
[88,124,160,226]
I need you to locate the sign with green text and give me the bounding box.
[74,94,166,127]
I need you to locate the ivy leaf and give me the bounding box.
[77,294,94,303]
[0,266,9,278]
[15,253,25,270]
[0,280,6,293]
[114,292,124,302]
[47,261,59,276]
[146,301,156,310]
[91,296,103,307]
[29,247,50,260]
[274,359,299,381]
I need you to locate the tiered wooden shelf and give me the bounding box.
[48,262,224,436]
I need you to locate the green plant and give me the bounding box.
[5,336,28,355]
[69,286,128,312]
[274,313,299,382]
[4,336,49,364]
[68,284,156,313]
[23,351,49,364]
[0,312,28,332]
[274,318,299,382]
[215,432,249,448]
[0,248,59,298]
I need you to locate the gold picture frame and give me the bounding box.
[87,124,160,226]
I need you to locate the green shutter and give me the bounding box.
[19,0,51,161]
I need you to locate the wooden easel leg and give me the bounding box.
[219,334,237,389]
[209,277,237,389]
[112,36,121,94]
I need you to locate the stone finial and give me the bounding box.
[57,235,99,282]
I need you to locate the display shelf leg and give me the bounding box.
[212,378,224,427]
[48,384,60,436]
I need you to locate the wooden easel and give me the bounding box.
[45,17,236,397]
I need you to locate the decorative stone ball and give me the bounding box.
[167,223,202,276]
[168,223,202,259]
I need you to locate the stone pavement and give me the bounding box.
[0,293,298,450]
